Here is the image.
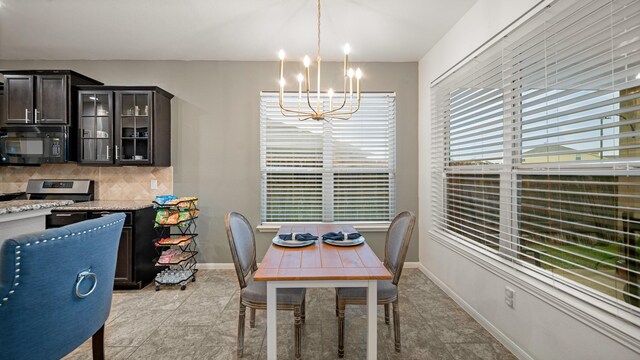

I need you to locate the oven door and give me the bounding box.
[0,127,68,164]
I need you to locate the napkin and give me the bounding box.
[278,233,319,241]
[322,232,362,241]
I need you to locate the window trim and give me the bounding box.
[257,222,391,233]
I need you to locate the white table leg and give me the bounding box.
[367,279,377,360]
[267,282,277,360]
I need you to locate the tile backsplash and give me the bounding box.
[0,164,172,200]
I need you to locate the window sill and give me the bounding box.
[257,222,391,233]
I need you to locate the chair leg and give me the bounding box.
[393,300,401,352]
[294,305,302,360]
[384,303,390,324]
[301,296,306,324]
[338,303,346,358]
[335,293,339,316]
[249,308,256,328]
[91,324,105,360]
[238,302,246,357]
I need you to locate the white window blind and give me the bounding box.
[431,0,640,320]
[260,92,396,223]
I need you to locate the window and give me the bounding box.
[260,92,396,223]
[432,0,640,319]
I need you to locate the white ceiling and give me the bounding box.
[0,0,476,62]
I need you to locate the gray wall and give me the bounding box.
[0,60,419,263]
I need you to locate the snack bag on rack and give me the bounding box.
[154,208,199,226]
[153,195,178,208]
[154,209,180,226]
[163,196,198,209]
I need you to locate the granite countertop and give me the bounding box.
[56,200,153,211]
[0,199,75,215]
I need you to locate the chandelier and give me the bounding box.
[278,0,362,121]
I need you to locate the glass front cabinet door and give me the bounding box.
[78,91,113,164]
[115,91,152,165]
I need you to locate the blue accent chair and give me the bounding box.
[0,213,126,360]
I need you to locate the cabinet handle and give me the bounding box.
[34,109,39,123]
[55,213,73,217]
[25,109,30,123]
[106,145,111,160]
[115,145,119,160]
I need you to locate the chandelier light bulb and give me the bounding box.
[278,49,285,60]
[347,68,354,78]
[636,72,640,80]
[343,44,351,55]
[355,68,362,80]
[297,73,304,83]
[328,88,334,97]
[279,77,286,87]
[303,56,311,68]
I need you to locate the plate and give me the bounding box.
[272,236,316,248]
[323,236,365,247]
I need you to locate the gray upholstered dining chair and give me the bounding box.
[335,211,416,357]
[225,212,307,359]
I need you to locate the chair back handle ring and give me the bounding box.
[75,270,98,299]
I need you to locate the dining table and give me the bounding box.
[254,224,392,360]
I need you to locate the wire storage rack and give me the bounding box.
[152,197,199,290]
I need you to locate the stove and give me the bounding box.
[26,179,95,202]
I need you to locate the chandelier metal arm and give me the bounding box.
[324,97,362,117]
[323,76,349,114]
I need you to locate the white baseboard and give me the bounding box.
[416,263,533,360]
[198,261,420,270]
[404,261,420,269]
[196,263,236,270]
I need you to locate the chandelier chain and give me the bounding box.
[317,0,321,61]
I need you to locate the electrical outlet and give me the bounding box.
[150,179,158,190]
[505,286,515,309]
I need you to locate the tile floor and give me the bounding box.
[64,269,516,360]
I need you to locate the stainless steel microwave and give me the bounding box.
[0,126,70,164]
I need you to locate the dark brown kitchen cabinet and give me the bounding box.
[114,227,133,283]
[48,206,158,289]
[1,70,102,126]
[0,82,4,125]
[77,86,173,166]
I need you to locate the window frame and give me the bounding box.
[430,0,640,322]
[259,91,397,228]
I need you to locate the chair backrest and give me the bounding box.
[384,211,416,285]
[225,212,257,289]
[0,213,125,360]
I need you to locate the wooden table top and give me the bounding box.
[254,224,392,281]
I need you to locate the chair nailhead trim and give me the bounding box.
[0,218,125,308]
